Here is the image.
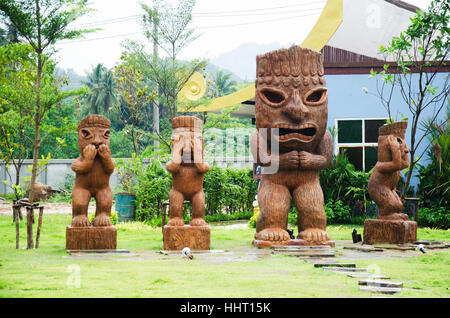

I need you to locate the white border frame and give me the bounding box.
[334,117,387,171]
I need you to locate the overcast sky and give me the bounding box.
[53,0,433,75]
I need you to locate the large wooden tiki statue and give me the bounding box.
[166,116,210,227]
[364,121,417,244]
[251,45,334,247]
[71,115,115,227]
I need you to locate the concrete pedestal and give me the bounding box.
[163,225,210,250]
[66,226,117,250]
[363,219,417,244]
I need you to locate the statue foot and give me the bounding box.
[298,228,330,243]
[93,213,112,227]
[71,215,90,227]
[190,218,207,226]
[378,213,409,221]
[167,217,184,227]
[255,228,290,242]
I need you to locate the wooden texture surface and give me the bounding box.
[252,45,333,247]
[163,225,210,250]
[66,226,117,250]
[363,219,417,244]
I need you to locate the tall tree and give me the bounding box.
[84,63,118,115]
[140,0,207,120]
[213,70,237,97]
[0,0,95,203]
[368,0,449,196]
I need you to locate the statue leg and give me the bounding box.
[190,190,207,226]
[167,188,185,226]
[293,179,331,243]
[71,185,91,227]
[376,188,409,221]
[255,178,290,242]
[93,187,113,227]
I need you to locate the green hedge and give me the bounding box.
[133,161,258,223]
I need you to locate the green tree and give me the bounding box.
[0,43,34,198]
[213,70,237,97]
[368,0,449,196]
[140,0,207,119]
[0,0,95,202]
[113,59,155,155]
[84,63,118,115]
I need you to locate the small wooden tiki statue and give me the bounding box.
[66,115,116,250]
[164,116,210,250]
[251,45,334,248]
[71,115,115,227]
[364,121,417,244]
[166,116,210,226]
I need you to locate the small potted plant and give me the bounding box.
[115,153,143,222]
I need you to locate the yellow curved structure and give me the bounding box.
[178,72,207,102]
[181,0,343,113]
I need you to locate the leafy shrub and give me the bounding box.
[203,164,258,215]
[89,211,118,225]
[248,211,258,228]
[418,206,449,229]
[287,200,352,226]
[135,160,171,222]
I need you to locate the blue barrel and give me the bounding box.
[116,193,136,222]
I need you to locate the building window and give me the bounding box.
[334,118,387,171]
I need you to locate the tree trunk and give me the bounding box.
[28,54,42,204]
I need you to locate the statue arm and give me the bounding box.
[193,135,210,173]
[299,130,333,170]
[250,130,272,167]
[166,160,181,173]
[251,130,300,170]
[376,136,403,173]
[98,145,114,175]
[71,157,94,174]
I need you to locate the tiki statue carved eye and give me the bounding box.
[104,130,110,138]
[81,129,90,138]
[258,88,287,107]
[304,88,327,105]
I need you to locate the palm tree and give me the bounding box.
[0,21,19,46]
[213,70,237,97]
[84,63,118,114]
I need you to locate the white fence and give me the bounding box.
[0,157,253,194]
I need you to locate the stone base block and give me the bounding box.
[363,219,417,245]
[163,225,210,250]
[253,239,335,249]
[66,226,117,250]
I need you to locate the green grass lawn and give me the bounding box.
[0,214,448,298]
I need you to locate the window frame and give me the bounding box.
[334,117,387,171]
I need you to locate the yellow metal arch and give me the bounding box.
[180,0,343,113]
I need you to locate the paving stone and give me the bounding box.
[313,263,356,268]
[414,240,443,245]
[347,273,390,279]
[323,267,367,272]
[359,280,403,288]
[360,286,401,294]
[374,245,415,251]
[343,246,384,252]
[272,245,330,250]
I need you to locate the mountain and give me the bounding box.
[211,42,283,81]
[55,67,87,91]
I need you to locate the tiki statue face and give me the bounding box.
[77,115,111,155]
[171,116,204,162]
[255,45,327,152]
